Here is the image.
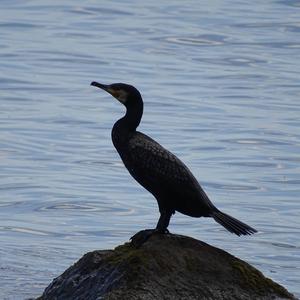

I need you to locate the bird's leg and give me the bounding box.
[155,210,172,233]
[130,211,172,247]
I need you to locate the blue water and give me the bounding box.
[1,1,300,298]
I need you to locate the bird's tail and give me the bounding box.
[212,210,257,236]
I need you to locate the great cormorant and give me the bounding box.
[91,81,257,244]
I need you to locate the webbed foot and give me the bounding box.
[130,228,169,248]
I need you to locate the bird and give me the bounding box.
[91,81,257,245]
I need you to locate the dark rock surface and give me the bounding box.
[37,232,296,300]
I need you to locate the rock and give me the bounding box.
[37,232,296,300]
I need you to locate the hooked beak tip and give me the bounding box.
[90,81,99,87]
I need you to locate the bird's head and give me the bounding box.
[90,81,142,107]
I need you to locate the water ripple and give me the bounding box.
[36,201,134,215]
[165,34,228,46]
[0,226,51,236]
[0,22,41,29]
[220,138,291,146]
[205,181,259,191]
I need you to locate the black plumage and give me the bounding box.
[91,81,257,242]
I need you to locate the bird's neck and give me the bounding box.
[112,99,143,149]
[117,100,143,132]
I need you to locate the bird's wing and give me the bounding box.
[127,132,215,214]
[127,132,197,188]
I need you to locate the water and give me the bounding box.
[1,0,300,298]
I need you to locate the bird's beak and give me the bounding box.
[90,81,108,90]
[90,81,118,98]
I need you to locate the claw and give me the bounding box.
[130,229,155,247]
[130,229,170,248]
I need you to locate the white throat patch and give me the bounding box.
[117,90,128,103]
